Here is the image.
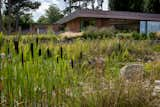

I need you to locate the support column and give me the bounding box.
[145,21,148,34]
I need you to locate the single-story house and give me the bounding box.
[57,9,160,33]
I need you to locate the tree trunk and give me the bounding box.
[8,0,11,35]
[0,0,2,32]
[69,0,72,13]
[91,0,95,10]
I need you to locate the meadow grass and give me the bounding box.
[0,34,160,106]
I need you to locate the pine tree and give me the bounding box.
[5,0,41,33]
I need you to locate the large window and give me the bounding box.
[140,21,160,33]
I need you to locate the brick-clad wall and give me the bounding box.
[66,18,81,32]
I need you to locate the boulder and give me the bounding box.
[120,63,144,81]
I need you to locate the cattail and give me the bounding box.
[60,46,63,59]
[7,47,10,55]
[38,48,42,56]
[14,40,19,54]
[47,48,52,58]
[56,57,59,63]
[119,43,122,53]
[0,79,3,92]
[70,59,74,69]
[118,39,122,53]
[79,51,83,60]
[30,43,34,59]
[36,38,38,46]
[21,51,24,66]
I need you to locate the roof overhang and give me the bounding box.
[57,9,160,24]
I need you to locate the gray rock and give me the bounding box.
[120,63,144,81]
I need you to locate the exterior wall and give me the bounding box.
[66,18,81,32]
[30,24,61,34]
[53,24,62,33]
[96,18,140,31]
[65,18,140,32]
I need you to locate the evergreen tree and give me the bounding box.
[63,0,104,15]
[109,0,144,12]
[147,0,160,13]
[4,0,41,33]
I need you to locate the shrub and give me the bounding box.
[148,32,160,40]
[148,32,156,40]
[156,32,160,39]
[132,32,148,40]
[37,35,58,42]
[145,61,160,79]
[83,26,115,39]
[116,33,132,39]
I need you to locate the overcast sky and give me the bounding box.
[32,0,109,21]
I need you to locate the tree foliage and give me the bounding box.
[63,0,104,15]
[38,5,63,24]
[46,5,63,23]
[5,0,41,15]
[4,0,41,33]
[147,0,160,13]
[109,0,160,13]
[37,16,48,24]
[109,0,144,12]
[19,14,34,30]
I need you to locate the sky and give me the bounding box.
[32,0,109,21]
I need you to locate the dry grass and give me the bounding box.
[59,32,83,39]
[155,32,160,39]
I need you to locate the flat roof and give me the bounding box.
[57,9,160,24]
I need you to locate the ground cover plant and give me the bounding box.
[0,32,160,107]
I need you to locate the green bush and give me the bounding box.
[83,26,116,39]
[116,33,132,39]
[148,32,156,40]
[37,35,58,42]
[148,32,160,40]
[132,32,148,40]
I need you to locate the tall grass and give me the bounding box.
[0,34,160,106]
